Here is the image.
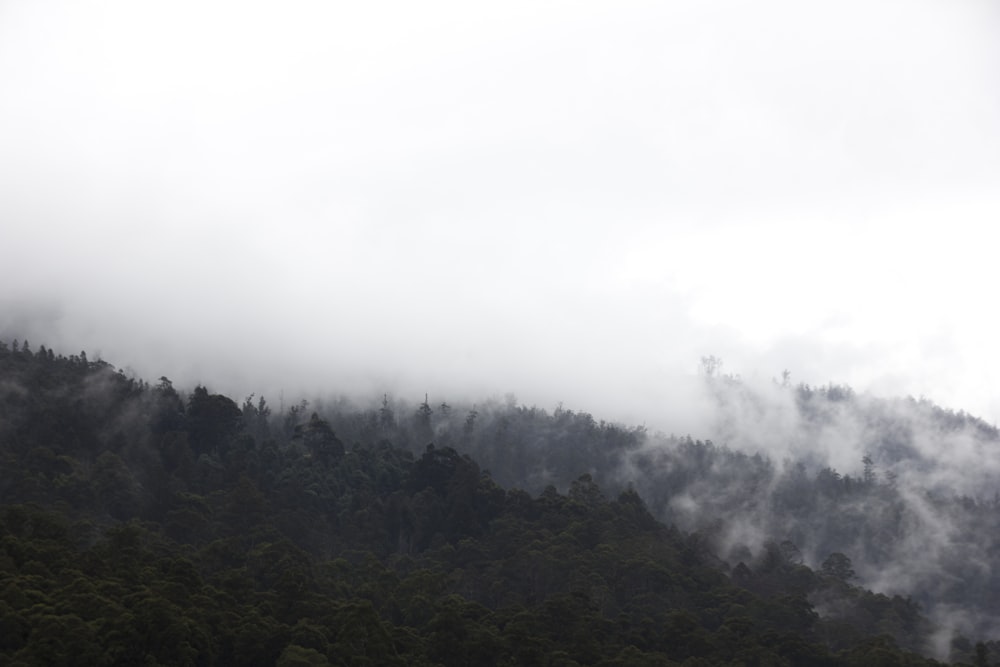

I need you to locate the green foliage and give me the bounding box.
[0,341,959,665]
[822,552,856,582]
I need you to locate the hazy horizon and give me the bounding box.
[2,1,999,432]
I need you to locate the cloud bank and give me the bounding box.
[1,0,999,430]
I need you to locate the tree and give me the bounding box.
[779,540,803,566]
[293,413,345,464]
[700,355,723,378]
[241,394,272,442]
[186,385,242,454]
[975,641,989,667]
[862,455,877,486]
[821,552,855,582]
[152,377,185,433]
[415,394,433,442]
[378,394,395,431]
[463,407,478,438]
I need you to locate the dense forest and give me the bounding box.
[1,339,998,665]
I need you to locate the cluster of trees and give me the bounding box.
[0,339,996,664]
[318,364,1000,647]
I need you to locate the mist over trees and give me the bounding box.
[2,339,1000,664]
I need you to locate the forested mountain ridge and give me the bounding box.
[0,339,993,665]
[353,366,1000,653]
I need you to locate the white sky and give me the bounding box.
[1,1,999,429]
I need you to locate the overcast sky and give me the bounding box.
[1,1,999,430]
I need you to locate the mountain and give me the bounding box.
[0,339,992,665]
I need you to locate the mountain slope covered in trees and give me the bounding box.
[0,339,995,665]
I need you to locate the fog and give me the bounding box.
[2,1,1000,433]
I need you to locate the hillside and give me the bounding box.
[0,339,993,665]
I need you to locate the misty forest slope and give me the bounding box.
[0,340,997,665]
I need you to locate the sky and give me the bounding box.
[1,1,999,431]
